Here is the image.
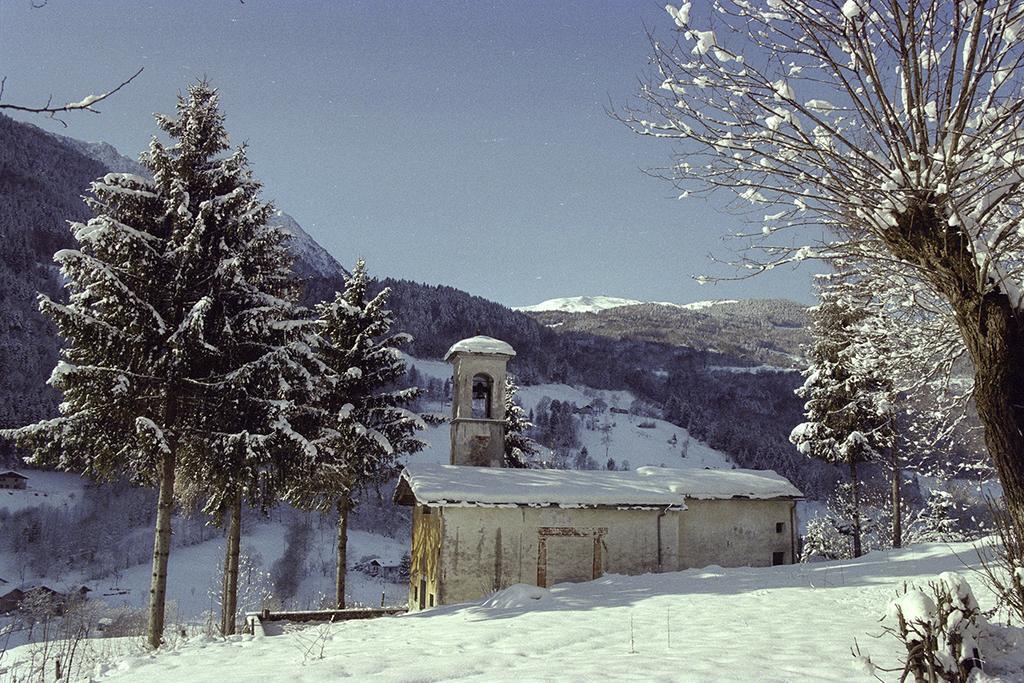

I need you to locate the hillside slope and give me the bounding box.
[521,298,809,368]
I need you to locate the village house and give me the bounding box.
[0,471,28,490]
[0,585,90,616]
[394,336,803,611]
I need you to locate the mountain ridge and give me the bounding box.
[513,295,743,314]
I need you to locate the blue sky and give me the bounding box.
[1,0,815,307]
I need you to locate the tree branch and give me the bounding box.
[0,67,144,127]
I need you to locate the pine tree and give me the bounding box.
[150,87,316,637]
[1,81,316,648]
[910,490,966,544]
[504,374,538,468]
[790,277,894,557]
[287,260,426,609]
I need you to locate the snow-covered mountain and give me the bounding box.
[513,295,738,314]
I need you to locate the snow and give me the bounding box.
[0,469,84,514]
[80,541,1024,681]
[513,295,647,313]
[664,2,690,28]
[443,335,516,360]
[398,463,801,508]
[678,298,738,310]
[841,0,862,20]
[707,364,797,374]
[479,583,551,609]
[511,295,738,314]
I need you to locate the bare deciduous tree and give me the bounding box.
[622,0,1024,524]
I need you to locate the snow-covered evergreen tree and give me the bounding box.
[909,490,966,544]
[143,85,318,636]
[287,259,426,608]
[1,81,315,648]
[791,277,894,557]
[504,374,538,468]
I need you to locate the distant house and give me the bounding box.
[355,557,407,583]
[394,336,803,612]
[0,471,28,490]
[0,589,25,614]
[0,585,91,615]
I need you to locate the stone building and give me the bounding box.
[0,471,28,490]
[395,336,802,611]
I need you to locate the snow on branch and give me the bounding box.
[0,68,144,127]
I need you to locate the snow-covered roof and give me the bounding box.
[443,336,516,361]
[394,464,802,509]
[0,471,27,479]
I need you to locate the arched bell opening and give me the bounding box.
[471,373,493,419]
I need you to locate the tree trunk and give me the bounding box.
[220,494,241,636]
[146,395,177,650]
[955,293,1024,528]
[891,448,902,549]
[849,460,863,558]
[335,494,350,609]
[887,205,1024,529]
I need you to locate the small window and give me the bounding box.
[775,522,784,533]
[428,594,435,607]
[772,551,785,566]
[412,585,418,600]
[471,374,493,418]
[422,505,431,516]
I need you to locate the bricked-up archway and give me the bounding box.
[536,527,607,588]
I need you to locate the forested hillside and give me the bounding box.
[0,115,105,463]
[523,299,809,368]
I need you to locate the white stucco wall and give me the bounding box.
[414,498,797,608]
[433,506,679,605]
[677,499,797,569]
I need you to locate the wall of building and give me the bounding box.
[449,353,509,467]
[408,505,442,610]
[677,499,796,569]
[449,419,504,467]
[450,354,507,422]
[431,506,681,606]
[409,499,797,609]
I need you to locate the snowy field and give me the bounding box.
[73,541,1024,682]
[0,470,84,513]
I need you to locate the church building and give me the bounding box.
[394,336,803,611]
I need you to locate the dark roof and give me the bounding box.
[0,471,28,479]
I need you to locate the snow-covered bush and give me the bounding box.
[859,574,985,682]
[800,516,852,562]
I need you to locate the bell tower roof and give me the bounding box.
[444,335,516,361]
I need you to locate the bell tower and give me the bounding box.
[444,335,516,467]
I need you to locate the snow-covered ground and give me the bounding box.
[0,470,84,513]
[707,364,799,375]
[73,541,1024,681]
